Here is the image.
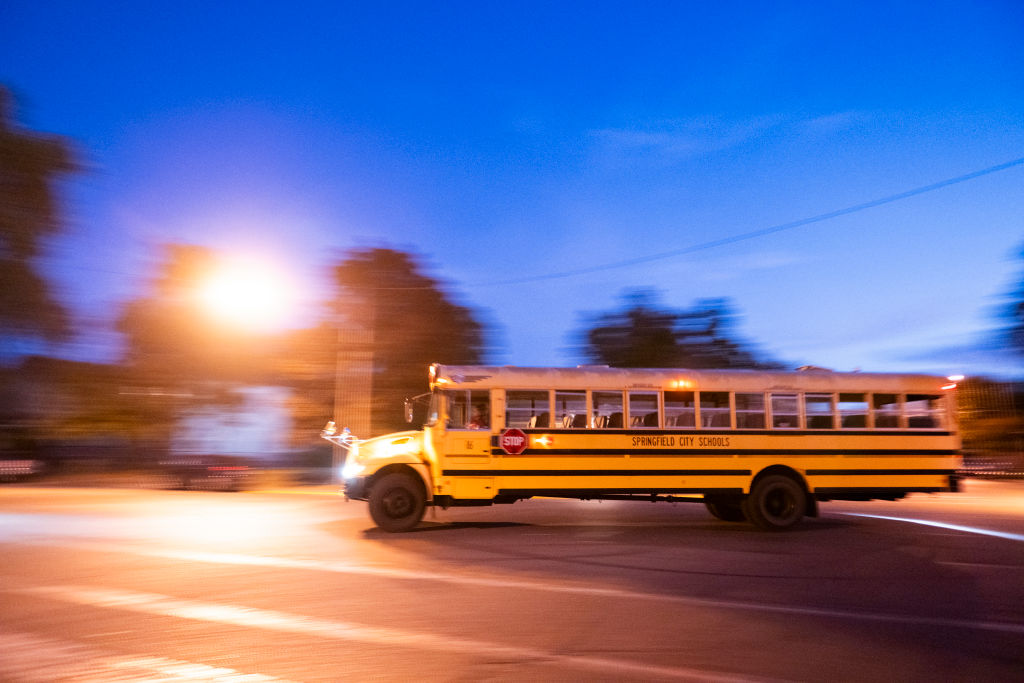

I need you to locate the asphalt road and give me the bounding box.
[1,478,1023,681]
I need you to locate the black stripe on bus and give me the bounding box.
[442,469,752,477]
[497,488,744,496]
[495,430,953,440]
[489,448,959,457]
[805,469,957,476]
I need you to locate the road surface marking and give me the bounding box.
[15,585,761,683]
[840,513,1024,542]
[0,631,287,682]
[29,541,1024,636]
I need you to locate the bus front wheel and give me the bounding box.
[368,472,426,532]
[743,475,806,530]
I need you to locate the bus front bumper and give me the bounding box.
[343,476,370,501]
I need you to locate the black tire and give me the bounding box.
[368,472,426,532]
[704,496,747,522]
[743,474,806,530]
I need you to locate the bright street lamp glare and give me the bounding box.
[198,259,294,332]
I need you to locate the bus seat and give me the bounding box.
[536,412,550,428]
[841,415,866,428]
[675,413,696,427]
[608,412,623,428]
[572,413,588,428]
[643,412,659,427]
[703,413,730,428]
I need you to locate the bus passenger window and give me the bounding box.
[628,392,658,428]
[872,394,901,428]
[446,390,488,429]
[446,390,469,428]
[700,392,731,428]
[839,393,868,428]
[506,390,551,429]
[664,391,695,427]
[906,394,942,428]
[735,393,766,429]
[592,391,624,429]
[805,394,835,429]
[556,390,587,429]
[771,394,799,429]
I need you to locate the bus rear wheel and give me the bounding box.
[704,496,747,522]
[368,472,426,532]
[743,474,806,530]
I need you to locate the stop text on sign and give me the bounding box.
[500,428,528,455]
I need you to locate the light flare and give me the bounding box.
[197,257,296,332]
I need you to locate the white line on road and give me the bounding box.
[14,585,760,682]
[840,513,1024,542]
[33,541,1024,636]
[0,631,288,682]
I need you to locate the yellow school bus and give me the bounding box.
[325,363,961,531]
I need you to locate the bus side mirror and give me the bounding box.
[404,399,414,423]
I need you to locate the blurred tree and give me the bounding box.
[115,244,279,460]
[583,290,680,367]
[580,290,784,369]
[333,248,488,436]
[0,85,77,347]
[1001,243,1024,356]
[956,376,1024,471]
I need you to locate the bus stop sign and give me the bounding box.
[499,428,528,455]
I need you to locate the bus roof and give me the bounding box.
[430,364,954,394]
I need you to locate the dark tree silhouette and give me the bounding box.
[0,85,77,346]
[584,290,680,367]
[1002,242,1024,357]
[333,248,488,435]
[580,290,783,369]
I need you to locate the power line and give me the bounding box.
[469,155,1024,288]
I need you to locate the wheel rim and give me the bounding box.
[381,487,414,519]
[762,483,798,523]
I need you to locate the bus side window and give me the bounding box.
[445,390,469,428]
[700,392,731,428]
[628,392,659,428]
[906,394,942,428]
[839,393,868,428]
[771,394,799,429]
[556,390,587,429]
[447,390,489,429]
[664,391,695,428]
[805,393,835,429]
[507,390,551,429]
[872,393,901,428]
[592,391,624,429]
[735,393,766,429]
[465,391,490,429]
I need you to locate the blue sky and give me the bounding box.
[3,1,1024,377]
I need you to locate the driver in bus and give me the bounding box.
[468,404,489,429]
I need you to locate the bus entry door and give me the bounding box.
[442,430,494,499]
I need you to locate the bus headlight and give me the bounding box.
[341,459,366,480]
